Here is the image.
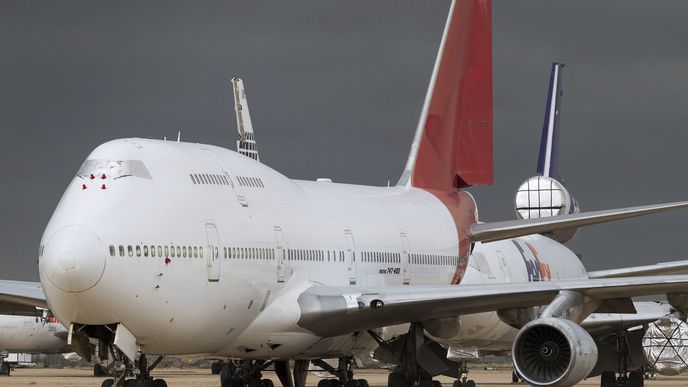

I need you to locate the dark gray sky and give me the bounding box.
[1,1,688,281]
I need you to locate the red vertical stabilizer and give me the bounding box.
[407,0,493,191]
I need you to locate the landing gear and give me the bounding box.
[599,370,644,387]
[511,369,521,383]
[94,363,111,376]
[219,359,275,387]
[99,353,166,387]
[311,357,368,387]
[212,361,226,375]
[368,323,469,387]
[0,362,10,376]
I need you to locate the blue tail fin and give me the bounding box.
[536,62,564,179]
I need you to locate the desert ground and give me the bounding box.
[0,368,685,387]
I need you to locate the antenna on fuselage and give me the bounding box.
[231,77,260,162]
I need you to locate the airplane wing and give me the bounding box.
[0,280,48,316]
[588,260,688,279]
[297,275,688,337]
[470,201,688,243]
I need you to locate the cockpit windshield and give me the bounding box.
[77,159,152,180]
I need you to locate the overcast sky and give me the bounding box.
[1,1,688,281]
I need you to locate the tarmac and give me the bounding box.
[0,368,686,387]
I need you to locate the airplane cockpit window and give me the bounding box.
[77,159,152,181]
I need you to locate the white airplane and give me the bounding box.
[0,315,69,375]
[3,1,688,387]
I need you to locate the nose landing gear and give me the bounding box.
[99,353,167,387]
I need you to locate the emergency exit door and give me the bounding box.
[345,230,356,285]
[274,226,288,283]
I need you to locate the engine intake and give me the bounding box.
[513,318,597,387]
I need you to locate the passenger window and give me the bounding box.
[194,246,198,257]
[170,246,175,257]
[199,247,203,258]
[176,246,181,257]
[183,246,187,257]
[119,245,125,257]
[190,175,196,184]
[109,245,116,256]
[136,245,141,257]
[143,246,149,257]
[128,245,133,257]
[164,246,169,257]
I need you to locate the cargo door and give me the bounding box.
[205,223,221,282]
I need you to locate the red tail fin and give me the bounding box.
[400,0,493,190]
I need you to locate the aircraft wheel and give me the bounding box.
[432,380,442,387]
[211,362,223,375]
[628,371,644,387]
[600,371,614,387]
[452,380,463,387]
[153,379,168,387]
[260,379,275,387]
[0,363,9,376]
[419,380,434,387]
[94,363,109,377]
[511,370,519,383]
[344,379,359,387]
[319,379,338,387]
[388,372,408,387]
[100,379,114,387]
[357,379,369,387]
[464,380,476,387]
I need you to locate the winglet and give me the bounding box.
[536,62,564,179]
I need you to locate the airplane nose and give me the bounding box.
[42,225,106,293]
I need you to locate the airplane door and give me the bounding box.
[344,230,356,285]
[400,232,411,285]
[203,149,248,207]
[205,223,221,282]
[274,226,288,283]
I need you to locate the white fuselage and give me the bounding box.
[0,315,69,354]
[38,139,588,358]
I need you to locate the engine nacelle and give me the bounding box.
[513,318,597,387]
[514,176,580,243]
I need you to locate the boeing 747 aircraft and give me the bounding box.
[2,1,688,387]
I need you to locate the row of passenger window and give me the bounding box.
[363,251,401,264]
[190,173,229,186]
[411,254,457,266]
[110,244,204,258]
[108,243,457,267]
[287,249,345,262]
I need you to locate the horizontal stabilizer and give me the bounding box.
[588,260,688,279]
[471,201,688,243]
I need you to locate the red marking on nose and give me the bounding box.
[101,174,107,179]
[90,174,95,180]
[165,257,171,265]
[82,184,87,190]
[101,184,106,190]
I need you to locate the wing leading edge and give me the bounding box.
[297,275,688,337]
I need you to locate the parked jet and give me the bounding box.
[2,1,688,387]
[0,315,69,375]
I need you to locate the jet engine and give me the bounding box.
[512,318,597,387]
[514,176,580,243]
[642,316,688,376]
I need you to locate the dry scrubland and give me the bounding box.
[0,369,686,387]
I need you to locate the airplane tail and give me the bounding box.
[536,62,564,180]
[398,0,493,191]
